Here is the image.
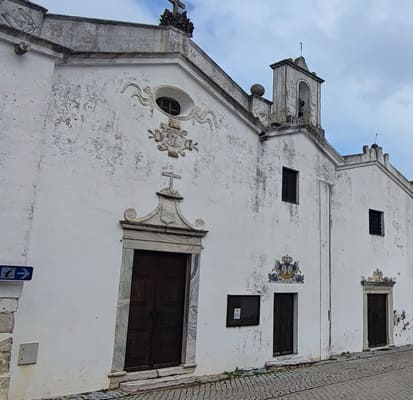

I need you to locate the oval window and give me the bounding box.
[156,97,181,116]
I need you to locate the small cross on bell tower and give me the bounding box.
[159,0,194,37]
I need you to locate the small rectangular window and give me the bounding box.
[282,167,299,204]
[226,295,260,327]
[369,209,384,236]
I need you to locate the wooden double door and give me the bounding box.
[125,250,188,372]
[367,294,387,348]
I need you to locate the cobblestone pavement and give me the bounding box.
[49,346,413,400]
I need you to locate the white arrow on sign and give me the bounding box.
[16,268,31,280]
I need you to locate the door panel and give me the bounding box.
[274,294,295,356]
[125,250,187,372]
[124,261,156,371]
[152,262,186,369]
[368,294,387,348]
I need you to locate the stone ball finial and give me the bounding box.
[250,84,265,97]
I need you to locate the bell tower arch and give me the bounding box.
[271,56,324,130]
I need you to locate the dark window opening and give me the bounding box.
[282,167,299,204]
[369,209,384,236]
[156,97,181,116]
[226,295,260,327]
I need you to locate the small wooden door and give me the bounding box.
[368,294,387,348]
[274,294,295,356]
[125,250,187,372]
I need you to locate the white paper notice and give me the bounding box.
[234,308,241,320]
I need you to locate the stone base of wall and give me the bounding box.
[0,297,19,400]
[0,376,10,400]
[0,339,12,375]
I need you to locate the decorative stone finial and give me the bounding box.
[250,84,265,97]
[160,0,194,37]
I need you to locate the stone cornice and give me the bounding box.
[0,26,69,58]
[61,53,266,134]
[270,59,325,83]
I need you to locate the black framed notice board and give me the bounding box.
[226,295,260,327]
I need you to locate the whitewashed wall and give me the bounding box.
[3,53,339,398]
[196,131,336,374]
[1,27,412,400]
[0,40,56,266]
[331,165,413,353]
[6,60,261,399]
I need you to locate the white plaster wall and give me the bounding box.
[0,38,58,400]
[7,60,263,399]
[7,53,338,397]
[194,131,336,375]
[0,39,55,266]
[4,45,412,400]
[331,166,413,354]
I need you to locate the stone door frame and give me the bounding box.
[362,281,395,351]
[110,220,207,384]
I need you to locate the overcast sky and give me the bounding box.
[38,0,412,178]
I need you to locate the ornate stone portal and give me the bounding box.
[269,255,304,284]
[361,269,396,350]
[111,173,207,384]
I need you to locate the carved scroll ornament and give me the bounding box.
[361,269,396,286]
[123,172,206,232]
[1,7,40,34]
[120,81,221,130]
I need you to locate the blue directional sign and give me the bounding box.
[0,266,33,281]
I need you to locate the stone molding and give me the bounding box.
[122,179,207,236]
[111,178,206,386]
[361,269,396,351]
[361,269,396,288]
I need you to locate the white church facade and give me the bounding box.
[0,1,412,399]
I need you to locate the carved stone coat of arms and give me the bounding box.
[148,118,198,158]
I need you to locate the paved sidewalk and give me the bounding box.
[48,346,413,400]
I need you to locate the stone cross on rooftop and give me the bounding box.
[162,171,182,191]
[168,0,185,15]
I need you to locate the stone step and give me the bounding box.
[120,374,196,393]
[109,365,196,388]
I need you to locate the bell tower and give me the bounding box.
[271,57,324,130]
